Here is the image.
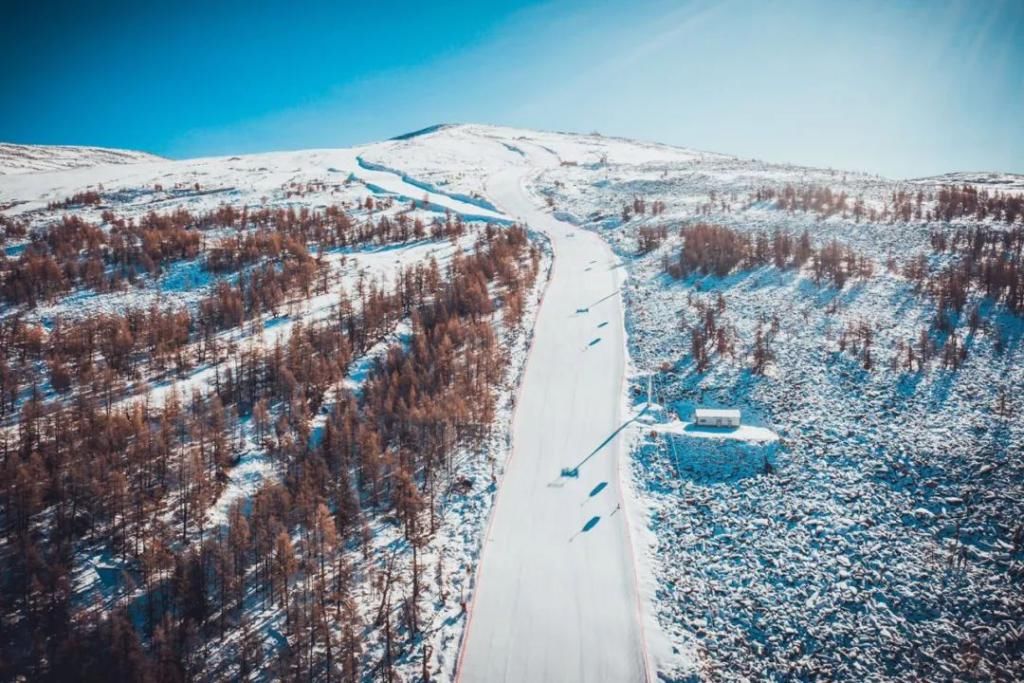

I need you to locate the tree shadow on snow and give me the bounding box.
[570,515,602,542]
[581,481,608,506]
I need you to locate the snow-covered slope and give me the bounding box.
[2,124,1021,682]
[0,142,164,175]
[0,128,537,681]
[508,129,1024,681]
[456,147,653,683]
[909,170,1024,192]
[366,123,1023,680]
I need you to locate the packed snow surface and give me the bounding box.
[454,144,650,682]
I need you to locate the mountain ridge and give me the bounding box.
[0,141,164,175]
[9,124,1020,184]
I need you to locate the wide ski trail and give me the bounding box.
[456,147,649,682]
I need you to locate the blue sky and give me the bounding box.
[2,0,1022,177]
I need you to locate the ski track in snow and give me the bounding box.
[455,142,651,683]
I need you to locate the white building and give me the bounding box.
[694,407,741,428]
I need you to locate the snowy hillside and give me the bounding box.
[526,133,1024,681]
[366,124,1024,680]
[0,142,164,175]
[910,171,1024,192]
[0,128,546,681]
[1,125,1021,682]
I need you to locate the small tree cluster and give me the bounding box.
[637,225,668,254]
[837,319,875,370]
[932,185,1023,224]
[665,223,841,283]
[753,184,850,218]
[682,294,734,373]
[46,190,102,210]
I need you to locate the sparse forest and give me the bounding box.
[0,179,540,680]
[0,201,461,307]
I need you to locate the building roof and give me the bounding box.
[695,408,741,419]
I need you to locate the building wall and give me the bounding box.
[696,415,740,427]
